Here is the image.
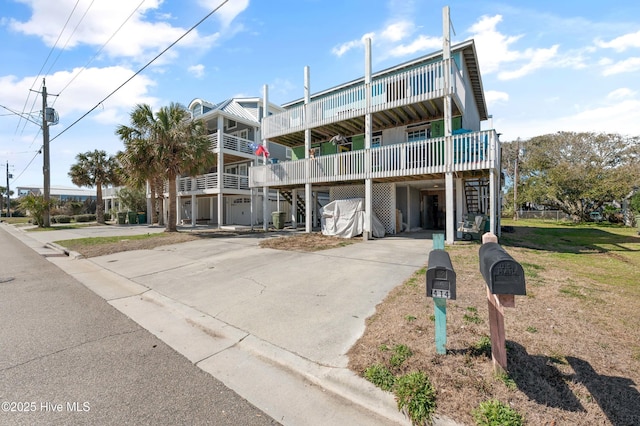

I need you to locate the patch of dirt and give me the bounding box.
[259,232,359,251]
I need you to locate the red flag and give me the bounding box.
[255,144,269,157]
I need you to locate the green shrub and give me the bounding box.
[390,344,413,368]
[103,212,111,221]
[74,214,96,222]
[53,215,72,224]
[472,399,523,426]
[394,371,436,425]
[364,364,395,391]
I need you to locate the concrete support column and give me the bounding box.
[217,195,223,228]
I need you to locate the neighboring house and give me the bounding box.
[17,185,96,202]
[163,97,290,226]
[250,10,500,243]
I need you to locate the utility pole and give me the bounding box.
[42,79,51,227]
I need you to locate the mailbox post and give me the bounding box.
[478,233,526,372]
[426,234,456,354]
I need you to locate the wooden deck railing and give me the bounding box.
[208,133,255,155]
[263,59,465,139]
[250,130,497,187]
[176,172,249,193]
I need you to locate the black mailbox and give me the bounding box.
[478,242,526,295]
[426,249,456,300]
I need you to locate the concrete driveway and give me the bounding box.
[5,223,446,425]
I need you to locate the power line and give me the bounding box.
[54,0,147,103]
[51,0,230,143]
[14,0,81,137]
[45,0,97,76]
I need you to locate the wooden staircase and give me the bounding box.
[280,190,305,217]
[464,178,489,214]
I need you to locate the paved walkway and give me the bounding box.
[3,223,459,425]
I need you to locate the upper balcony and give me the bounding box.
[209,132,256,161]
[262,59,466,146]
[250,130,498,188]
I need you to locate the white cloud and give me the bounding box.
[380,21,414,42]
[497,45,559,80]
[199,0,249,29]
[498,99,640,140]
[188,64,206,78]
[607,88,637,100]
[467,15,523,75]
[601,57,640,76]
[7,0,235,63]
[468,15,575,80]
[485,90,509,106]
[596,30,640,52]
[387,35,441,58]
[332,33,375,57]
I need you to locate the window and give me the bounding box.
[227,119,237,130]
[285,147,292,160]
[407,129,427,142]
[372,135,382,148]
[232,129,249,140]
[310,147,321,158]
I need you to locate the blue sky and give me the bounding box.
[1,0,639,188]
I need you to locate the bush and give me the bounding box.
[74,214,96,223]
[472,399,523,426]
[103,212,111,221]
[390,344,413,368]
[394,371,436,425]
[364,364,395,391]
[53,215,72,224]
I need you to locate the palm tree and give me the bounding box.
[117,104,162,224]
[68,150,122,224]
[117,103,214,232]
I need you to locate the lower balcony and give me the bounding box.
[170,172,250,194]
[250,130,498,187]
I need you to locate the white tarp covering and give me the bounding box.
[320,198,385,238]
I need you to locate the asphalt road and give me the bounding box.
[0,226,280,426]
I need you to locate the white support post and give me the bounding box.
[210,197,214,224]
[262,85,270,231]
[456,177,464,239]
[191,190,197,228]
[304,66,312,233]
[364,37,373,240]
[176,195,182,226]
[445,172,454,244]
[490,170,496,234]
[217,115,224,229]
[291,188,298,228]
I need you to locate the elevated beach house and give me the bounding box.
[250,10,501,244]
